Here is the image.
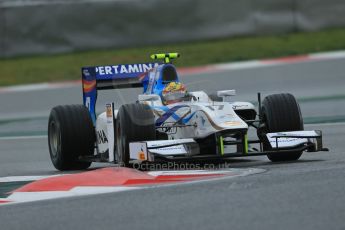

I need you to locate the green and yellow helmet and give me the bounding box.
[161,82,187,104]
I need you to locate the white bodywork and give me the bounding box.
[129,130,322,162]
[129,139,197,161]
[95,112,108,154]
[95,90,254,156]
[95,91,322,162]
[267,131,322,149]
[142,91,250,140]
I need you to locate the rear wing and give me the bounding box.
[82,63,159,123]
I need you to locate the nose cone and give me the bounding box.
[207,103,248,130]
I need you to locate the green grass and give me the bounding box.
[1,28,345,86]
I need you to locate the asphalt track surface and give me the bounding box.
[0,58,345,230]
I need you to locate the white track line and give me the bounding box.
[0,135,47,141]
[309,50,345,59]
[0,174,67,183]
[4,187,140,204]
[305,122,345,127]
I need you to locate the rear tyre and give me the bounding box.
[116,103,156,167]
[258,93,304,162]
[48,105,95,170]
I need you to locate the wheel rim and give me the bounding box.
[49,121,61,158]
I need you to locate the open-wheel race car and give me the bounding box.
[48,53,328,170]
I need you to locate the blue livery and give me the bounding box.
[82,62,181,124]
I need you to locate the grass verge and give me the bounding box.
[1,28,345,86]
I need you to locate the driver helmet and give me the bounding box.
[161,82,187,104]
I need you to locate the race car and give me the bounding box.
[48,53,328,170]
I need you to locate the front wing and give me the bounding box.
[129,130,328,162]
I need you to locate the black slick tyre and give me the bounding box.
[116,103,156,167]
[48,105,95,170]
[259,93,304,162]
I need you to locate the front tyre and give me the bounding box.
[48,105,95,170]
[116,103,156,167]
[258,93,304,162]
